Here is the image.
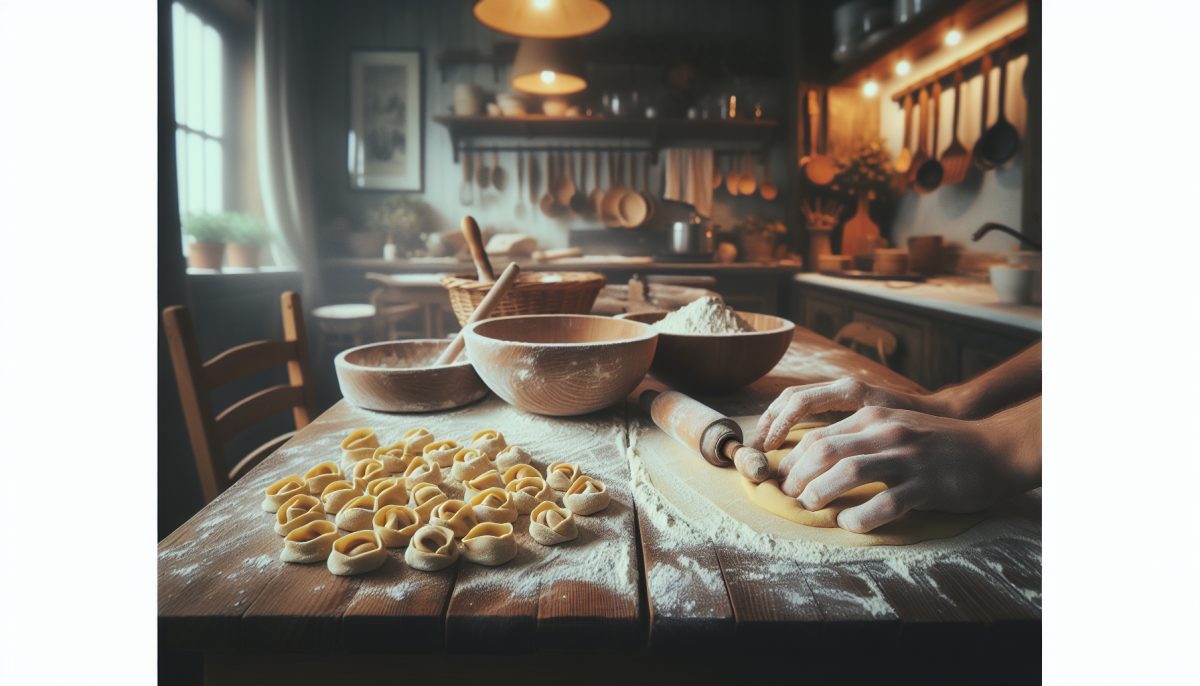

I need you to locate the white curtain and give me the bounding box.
[256,0,322,301]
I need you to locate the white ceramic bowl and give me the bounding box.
[989,265,1035,305]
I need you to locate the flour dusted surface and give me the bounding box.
[653,295,753,334]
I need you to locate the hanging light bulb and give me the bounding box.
[511,38,587,95]
[895,60,911,77]
[862,80,880,97]
[474,0,611,39]
[945,29,962,46]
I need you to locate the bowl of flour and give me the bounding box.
[617,296,794,393]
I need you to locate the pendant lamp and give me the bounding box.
[474,0,611,39]
[511,38,587,95]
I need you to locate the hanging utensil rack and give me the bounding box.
[890,26,1028,106]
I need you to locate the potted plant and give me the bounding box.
[183,213,230,270]
[349,196,435,258]
[733,215,788,262]
[226,213,270,268]
[831,139,896,261]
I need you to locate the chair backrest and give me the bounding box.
[835,321,898,367]
[162,291,317,502]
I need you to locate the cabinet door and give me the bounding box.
[849,310,929,386]
[930,323,1038,388]
[803,294,850,340]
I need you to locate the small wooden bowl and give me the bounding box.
[463,315,658,417]
[616,311,795,394]
[335,340,489,413]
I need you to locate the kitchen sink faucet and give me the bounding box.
[972,222,1041,251]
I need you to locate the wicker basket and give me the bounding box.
[442,271,607,326]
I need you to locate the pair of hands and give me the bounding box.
[749,378,1039,533]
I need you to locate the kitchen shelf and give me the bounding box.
[434,115,780,163]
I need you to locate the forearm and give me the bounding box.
[929,341,1042,419]
[983,395,1042,492]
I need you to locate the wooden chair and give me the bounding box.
[163,291,317,503]
[835,321,898,367]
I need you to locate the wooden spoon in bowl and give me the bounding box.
[433,261,521,366]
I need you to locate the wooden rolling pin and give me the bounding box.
[637,389,770,483]
[432,262,521,367]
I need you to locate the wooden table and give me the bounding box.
[159,329,1040,684]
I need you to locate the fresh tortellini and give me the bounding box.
[501,463,541,485]
[327,530,387,576]
[274,494,325,536]
[546,463,582,491]
[422,440,460,468]
[351,458,387,490]
[469,487,519,524]
[429,499,478,538]
[341,428,379,465]
[468,429,507,460]
[404,525,460,572]
[280,519,338,564]
[365,477,408,508]
[372,504,421,548]
[462,522,518,566]
[262,475,306,512]
[303,462,343,495]
[462,470,504,500]
[334,494,377,532]
[528,502,578,546]
[495,445,532,472]
[373,441,410,474]
[319,480,363,514]
[563,475,610,515]
[409,482,449,522]
[450,448,494,482]
[403,455,443,489]
[504,476,554,514]
[402,428,435,455]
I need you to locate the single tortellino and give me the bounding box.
[528,501,578,546]
[501,463,541,485]
[546,463,582,491]
[429,499,478,539]
[422,440,460,468]
[409,482,449,522]
[351,458,388,490]
[274,494,325,536]
[463,470,504,500]
[403,455,443,489]
[303,462,343,495]
[404,525,460,572]
[495,445,532,472]
[341,428,379,465]
[281,519,338,564]
[327,530,387,576]
[373,441,410,473]
[450,448,494,482]
[402,428,435,455]
[262,475,306,512]
[563,475,610,515]
[319,480,363,514]
[469,487,519,524]
[372,504,421,548]
[462,522,518,567]
[334,495,377,532]
[504,476,554,514]
[469,429,506,460]
[365,477,408,508]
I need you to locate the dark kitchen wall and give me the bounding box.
[303,0,797,257]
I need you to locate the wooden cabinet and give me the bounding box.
[792,280,1040,389]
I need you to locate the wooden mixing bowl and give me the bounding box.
[616,311,795,393]
[335,340,489,413]
[463,315,658,417]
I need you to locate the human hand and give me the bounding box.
[751,378,946,451]
[775,401,1041,533]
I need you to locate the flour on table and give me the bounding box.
[653,295,753,334]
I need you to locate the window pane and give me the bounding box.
[172,3,186,124]
[203,25,222,137]
[205,139,223,212]
[186,11,204,130]
[175,128,189,217]
[187,132,205,215]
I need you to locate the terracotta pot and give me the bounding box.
[347,232,386,258]
[227,243,262,269]
[740,232,777,262]
[187,241,225,270]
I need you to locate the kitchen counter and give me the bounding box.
[794,273,1042,333]
[323,256,803,273]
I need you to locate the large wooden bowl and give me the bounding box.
[463,315,658,417]
[616,311,795,394]
[335,340,489,413]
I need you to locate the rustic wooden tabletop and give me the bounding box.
[159,329,1040,682]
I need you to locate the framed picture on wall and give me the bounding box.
[347,49,423,191]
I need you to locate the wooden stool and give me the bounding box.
[313,303,376,361]
[369,287,423,340]
[835,322,897,368]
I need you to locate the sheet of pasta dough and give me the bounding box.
[637,416,986,547]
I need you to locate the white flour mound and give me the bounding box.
[654,296,753,335]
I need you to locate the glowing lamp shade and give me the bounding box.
[474,0,611,39]
[511,38,587,95]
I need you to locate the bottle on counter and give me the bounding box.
[383,235,397,261]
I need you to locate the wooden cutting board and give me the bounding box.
[840,196,880,258]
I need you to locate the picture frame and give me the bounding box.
[347,49,424,192]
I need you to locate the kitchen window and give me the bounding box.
[172,2,225,240]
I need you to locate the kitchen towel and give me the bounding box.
[663,148,713,218]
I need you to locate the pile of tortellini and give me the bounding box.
[261,426,611,576]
